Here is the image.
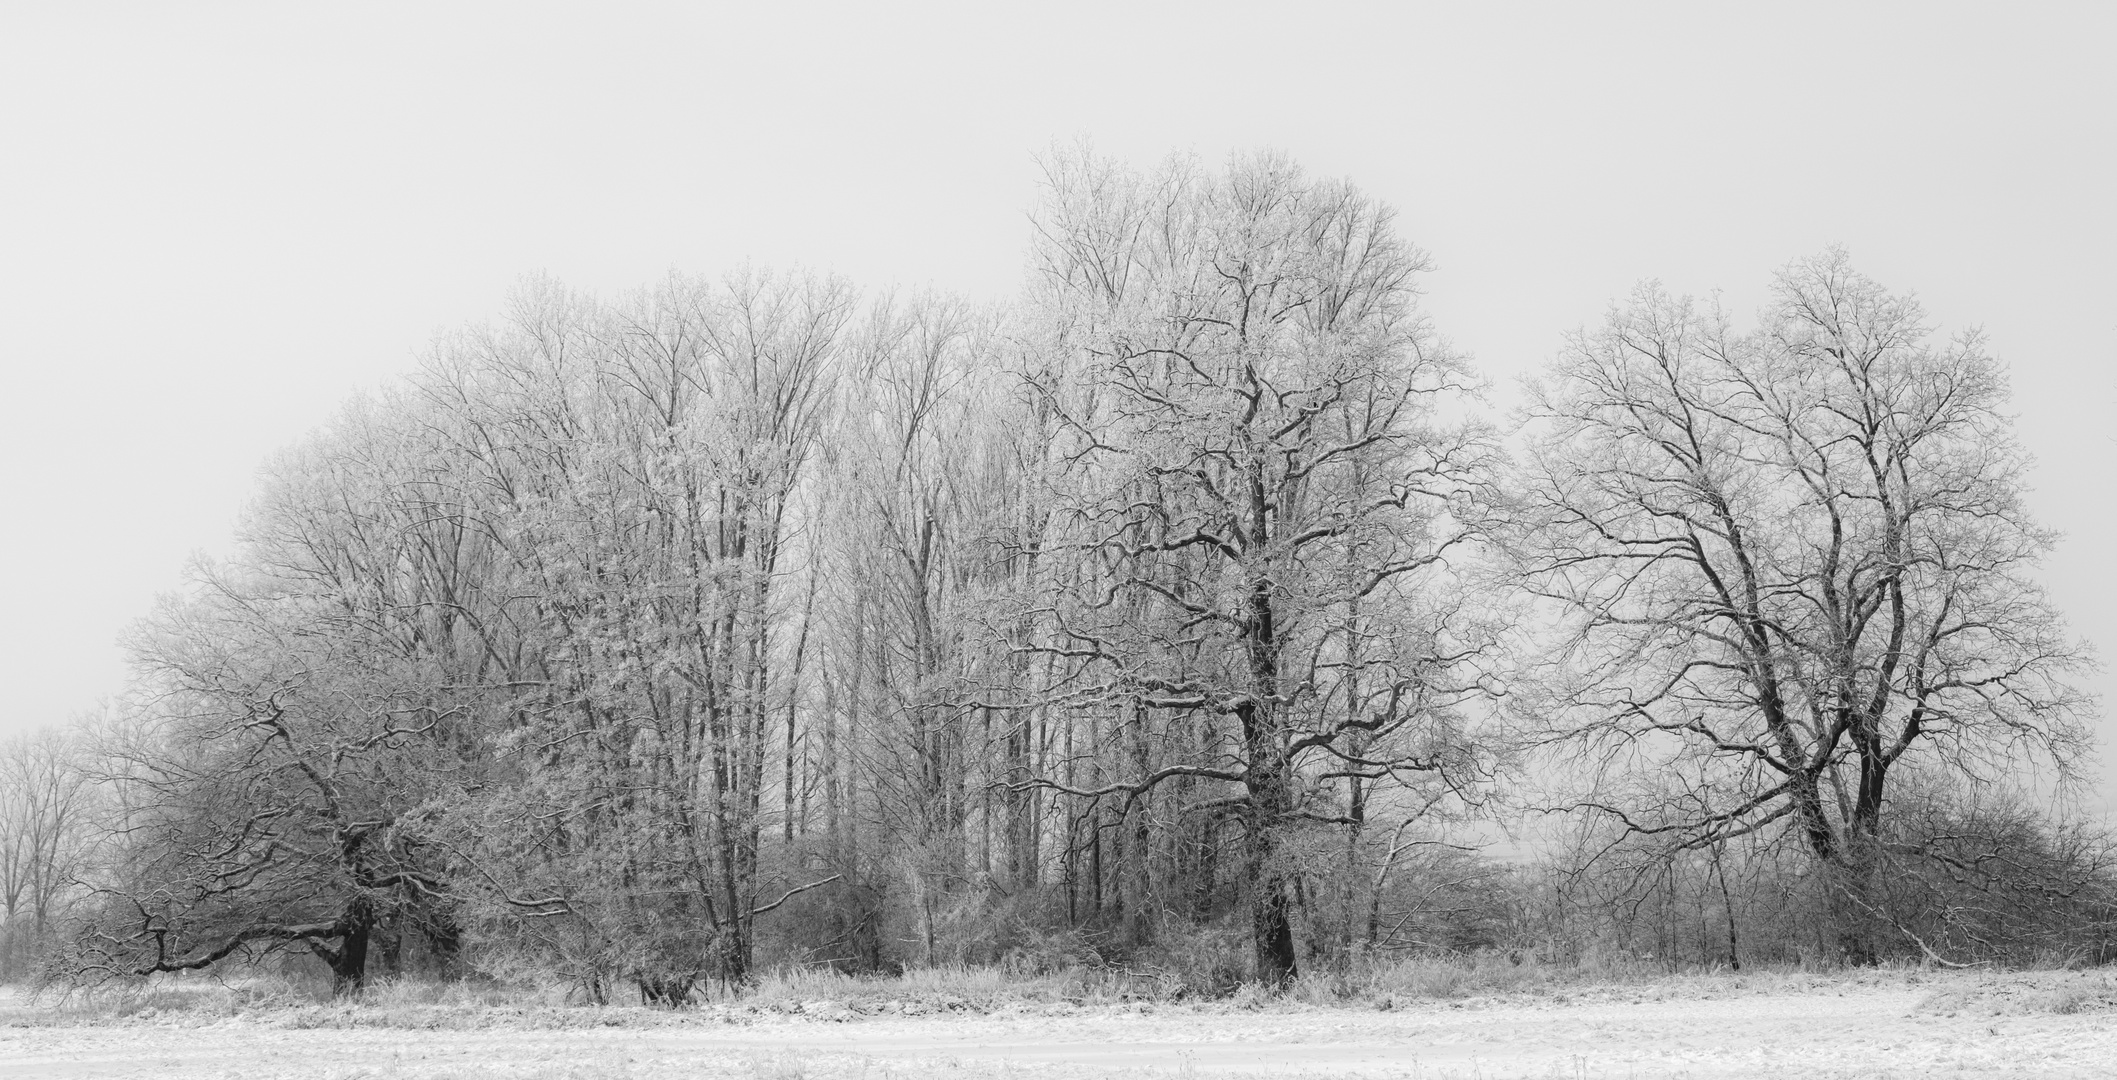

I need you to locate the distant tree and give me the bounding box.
[1514,250,2091,960]
[816,291,1017,965]
[0,726,94,975]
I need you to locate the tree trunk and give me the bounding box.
[1830,835,1883,965]
[1834,733,1891,965]
[1126,699,1153,946]
[783,571,817,843]
[1241,700,1297,987]
[320,896,375,996]
[1710,840,1740,971]
[721,916,753,984]
[1193,814,1219,920]
[1006,706,1038,891]
[1245,820,1297,986]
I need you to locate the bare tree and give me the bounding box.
[423,271,851,993]
[0,726,95,975]
[815,292,1019,963]
[1017,149,1500,985]
[66,395,493,993]
[1514,250,2091,960]
[58,157,2100,998]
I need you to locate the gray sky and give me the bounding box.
[3,2,2111,804]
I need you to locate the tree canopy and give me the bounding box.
[22,159,2102,998]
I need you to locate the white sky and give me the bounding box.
[2,2,2112,804]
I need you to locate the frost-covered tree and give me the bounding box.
[1515,250,2091,959]
[1019,149,1501,985]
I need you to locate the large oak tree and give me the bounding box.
[1515,250,2090,958]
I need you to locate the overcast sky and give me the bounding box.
[2,2,2112,805]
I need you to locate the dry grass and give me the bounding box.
[741,962,1102,1010]
[2,972,670,1030]
[1914,969,2117,1016]
[6,953,2112,1032]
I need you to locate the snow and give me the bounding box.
[1,969,2111,1078]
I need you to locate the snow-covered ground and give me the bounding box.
[2,969,2112,1078]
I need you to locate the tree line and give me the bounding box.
[4,149,2108,998]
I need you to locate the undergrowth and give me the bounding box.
[4,952,2108,1028]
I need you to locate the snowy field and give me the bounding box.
[2,969,2113,1079]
